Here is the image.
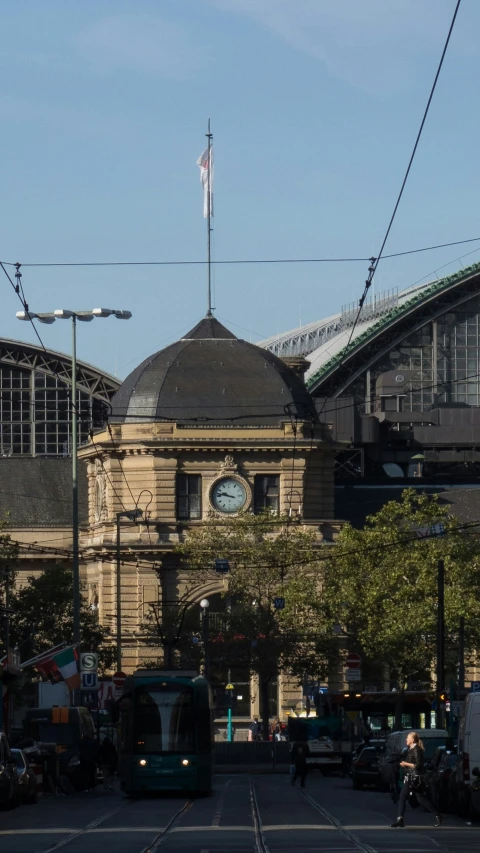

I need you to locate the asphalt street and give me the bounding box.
[0,773,478,853]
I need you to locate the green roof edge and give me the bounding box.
[306,260,480,390]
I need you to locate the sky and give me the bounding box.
[1,0,479,378]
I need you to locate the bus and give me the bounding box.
[117,670,213,796]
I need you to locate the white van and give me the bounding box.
[378,728,448,787]
[451,692,480,816]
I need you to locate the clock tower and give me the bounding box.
[79,315,342,713]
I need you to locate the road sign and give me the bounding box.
[346,710,359,722]
[345,653,362,669]
[80,689,98,709]
[215,559,230,574]
[471,681,480,693]
[113,671,127,689]
[226,683,234,691]
[80,652,98,672]
[273,597,285,610]
[346,669,362,681]
[81,671,98,690]
[81,691,98,709]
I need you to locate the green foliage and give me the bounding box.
[10,563,116,672]
[175,512,334,684]
[0,521,19,658]
[322,490,480,684]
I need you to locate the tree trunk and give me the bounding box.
[260,677,271,741]
[394,685,405,731]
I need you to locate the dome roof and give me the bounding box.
[111,316,316,426]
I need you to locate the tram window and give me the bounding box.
[134,685,195,753]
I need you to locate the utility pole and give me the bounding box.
[436,558,445,729]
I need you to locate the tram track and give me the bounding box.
[250,777,270,853]
[40,807,123,853]
[299,788,379,853]
[141,799,193,852]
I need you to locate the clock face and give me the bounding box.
[212,477,247,513]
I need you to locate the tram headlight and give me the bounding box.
[182,759,190,766]
[139,759,147,767]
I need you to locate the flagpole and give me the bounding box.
[206,118,213,317]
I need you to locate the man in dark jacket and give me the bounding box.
[290,740,310,788]
[79,735,98,791]
[98,737,117,792]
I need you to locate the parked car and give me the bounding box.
[0,731,19,809]
[352,745,384,790]
[11,749,38,804]
[470,766,480,821]
[378,729,448,789]
[426,747,457,813]
[449,693,480,818]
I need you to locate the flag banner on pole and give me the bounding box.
[53,646,80,691]
[196,145,214,218]
[35,657,62,684]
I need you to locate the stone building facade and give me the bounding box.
[78,316,343,719]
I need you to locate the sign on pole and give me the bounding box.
[81,672,98,690]
[273,597,285,610]
[113,671,127,690]
[471,681,480,693]
[345,653,362,669]
[346,710,359,722]
[346,669,362,681]
[80,652,98,672]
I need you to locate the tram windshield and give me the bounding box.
[134,683,195,753]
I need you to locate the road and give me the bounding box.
[0,773,478,853]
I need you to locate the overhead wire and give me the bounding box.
[3,234,480,269]
[344,0,462,351]
[0,262,47,352]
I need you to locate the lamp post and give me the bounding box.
[200,598,210,682]
[16,308,132,654]
[116,509,143,672]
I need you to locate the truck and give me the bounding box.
[288,716,344,774]
[36,681,70,708]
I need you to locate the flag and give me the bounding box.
[53,646,80,691]
[196,145,214,218]
[35,657,62,684]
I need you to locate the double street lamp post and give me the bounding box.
[16,308,131,654]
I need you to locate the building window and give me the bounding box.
[177,474,201,519]
[254,475,280,514]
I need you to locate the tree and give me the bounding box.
[10,563,116,672]
[175,512,334,740]
[322,489,480,724]
[0,522,19,660]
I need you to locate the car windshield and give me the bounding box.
[34,723,78,746]
[134,684,195,754]
[11,750,25,769]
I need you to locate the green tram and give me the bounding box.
[118,670,213,795]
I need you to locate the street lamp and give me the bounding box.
[16,308,132,655]
[116,509,143,672]
[200,598,210,682]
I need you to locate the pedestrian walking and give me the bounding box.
[290,740,310,788]
[79,735,98,792]
[248,717,260,742]
[97,736,117,792]
[390,731,443,827]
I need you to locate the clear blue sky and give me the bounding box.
[1,0,479,378]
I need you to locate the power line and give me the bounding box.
[0,262,47,352]
[345,0,462,349]
[2,234,480,270]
